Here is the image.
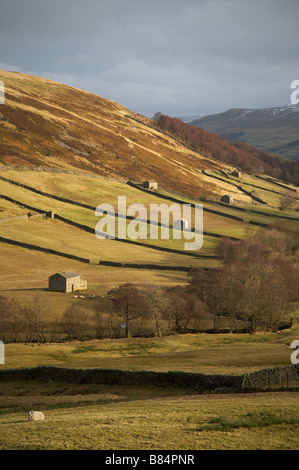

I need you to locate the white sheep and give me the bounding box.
[28,410,45,421]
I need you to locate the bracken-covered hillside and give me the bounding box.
[0,70,232,199]
[153,113,299,186]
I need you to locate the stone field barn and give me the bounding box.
[48,271,87,293]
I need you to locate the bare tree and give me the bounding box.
[165,285,208,333]
[187,267,209,302]
[8,298,24,343]
[21,294,50,342]
[280,191,296,211]
[108,283,146,338]
[90,296,113,338]
[141,285,171,336]
[60,303,90,340]
[0,295,10,342]
[188,233,299,333]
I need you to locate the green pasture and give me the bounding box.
[0,388,297,449]
[0,170,243,256]
[205,169,298,209]
[1,169,298,258]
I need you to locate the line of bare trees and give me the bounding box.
[0,283,208,342]
[208,222,298,332]
[0,294,52,343]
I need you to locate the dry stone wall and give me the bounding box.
[0,364,298,393]
[0,236,91,264]
[0,366,244,393]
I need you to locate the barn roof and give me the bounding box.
[51,271,80,279]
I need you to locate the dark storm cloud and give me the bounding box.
[0,0,298,116]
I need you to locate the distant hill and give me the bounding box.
[175,115,203,123]
[190,105,299,161]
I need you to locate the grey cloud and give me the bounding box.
[0,0,298,116]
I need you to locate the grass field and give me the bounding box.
[1,325,299,450]
[2,315,299,373]
[0,387,298,450]
[0,168,298,326]
[204,169,299,208]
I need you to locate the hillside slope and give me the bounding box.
[0,70,232,199]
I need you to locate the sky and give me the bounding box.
[0,0,298,118]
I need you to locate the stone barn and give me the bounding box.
[143,181,158,190]
[46,210,55,219]
[221,194,234,204]
[48,271,87,293]
[173,218,189,231]
[232,171,241,178]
